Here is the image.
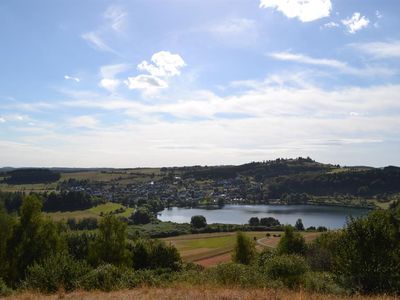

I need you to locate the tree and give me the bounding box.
[6,195,65,283]
[277,225,306,255]
[131,208,152,225]
[89,215,131,266]
[0,204,15,278]
[295,218,305,231]
[248,217,260,226]
[232,231,256,265]
[190,215,207,228]
[333,210,400,293]
[260,217,280,227]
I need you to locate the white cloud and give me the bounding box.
[64,75,80,82]
[260,0,332,22]
[124,75,168,90]
[0,117,5,123]
[99,64,130,92]
[99,78,120,91]
[81,32,116,53]
[351,41,400,59]
[125,51,186,94]
[100,64,130,78]
[268,51,395,77]
[323,21,339,29]
[269,52,347,69]
[6,76,400,167]
[138,51,186,77]
[104,6,127,32]
[69,115,98,128]
[81,6,126,54]
[342,13,369,34]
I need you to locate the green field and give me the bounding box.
[45,202,134,221]
[163,231,321,265]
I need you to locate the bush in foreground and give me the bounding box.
[262,254,309,288]
[23,253,92,293]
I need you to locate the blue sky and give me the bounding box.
[0,0,400,167]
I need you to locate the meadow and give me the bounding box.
[45,202,134,221]
[163,231,320,267]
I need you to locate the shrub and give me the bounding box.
[79,264,137,292]
[206,263,266,288]
[333,210,400,293]
[257,247,276,268]
[306,231,341,272]
[130,239,182,271]
[0,278,12,297]
[277,225,306,255]
[302,272,345,295]
[262,254,309,288]
[23,253,92,293]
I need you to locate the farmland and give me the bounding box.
[163,231,320,267]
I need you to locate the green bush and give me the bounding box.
[79,264,138,292]
[23,253,92,293]
[302,272,345,295]
[130,239,182,271]
[257,247,276,268]
[205,263,266,288]
[333,210,400,293]
[306,231,341,272]
[0,278,12,297]
[262,254,309,288]
[277,225,306,255]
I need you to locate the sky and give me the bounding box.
[0,0,400,168]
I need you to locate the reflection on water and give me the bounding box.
[158,204,370,229]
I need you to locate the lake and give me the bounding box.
[157,204,370,229]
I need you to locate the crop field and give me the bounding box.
[45,202,134,221]
[163,231,320,267]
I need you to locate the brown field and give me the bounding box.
[6,287,398,300]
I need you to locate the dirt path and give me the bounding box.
[194,251,232,267]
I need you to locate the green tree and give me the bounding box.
[277,225,306,255]
[295,218,305,231]
[89,215,131,266]
[232,232,256,265]
[248,217,260,226]
[0,205,15,279]
[6,195,65,283]
[190,215,207,228]
[333,210,400,293]
[131,208,152,225]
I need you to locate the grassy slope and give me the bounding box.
[45,202,134,221]
[7,287,397,300]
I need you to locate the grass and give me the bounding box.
[164,231,320,264]
[45,202,134,221]
[5,287,398,300]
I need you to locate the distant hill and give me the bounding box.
[2,168,61,185]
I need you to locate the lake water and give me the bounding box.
[158,204,370,229]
